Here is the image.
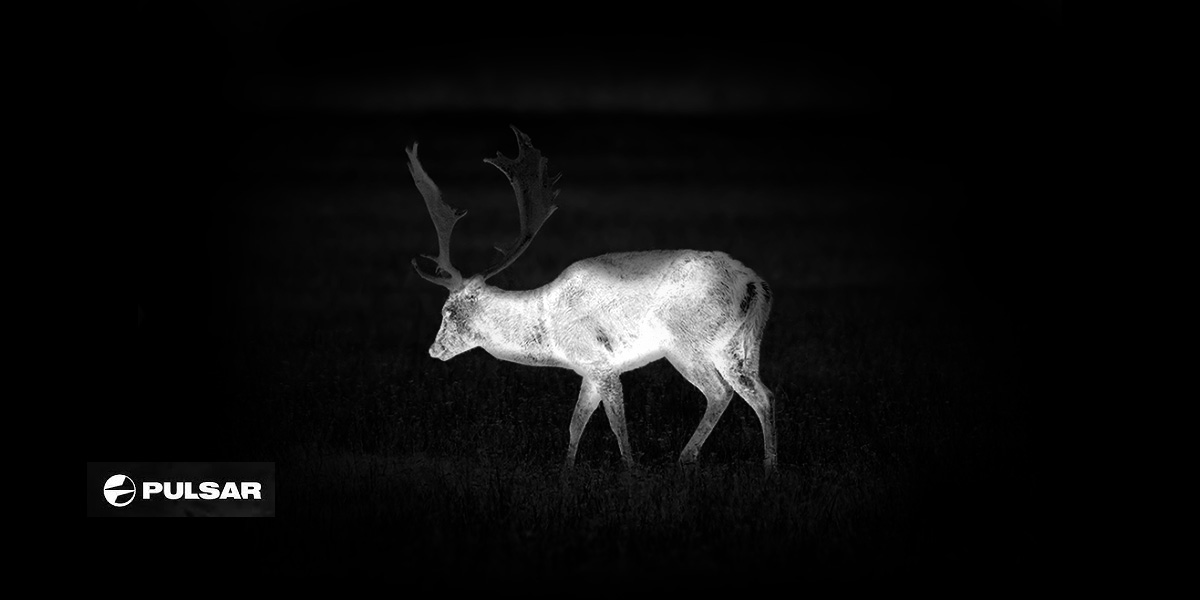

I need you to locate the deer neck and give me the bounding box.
[475,285,557,367]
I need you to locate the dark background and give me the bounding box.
[120,1,1059,585]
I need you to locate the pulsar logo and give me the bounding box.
[101,473,263,508]
[104,474,137,507]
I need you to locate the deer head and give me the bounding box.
[408,126,561,360]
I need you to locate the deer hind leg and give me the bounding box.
[670,355,735,465]
[565,377,604,471]
[716,333,777,473]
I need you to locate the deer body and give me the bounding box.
[409,129,776,473]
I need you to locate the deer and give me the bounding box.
[408,126,776,474]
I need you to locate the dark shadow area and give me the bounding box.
[119,2,1060,585]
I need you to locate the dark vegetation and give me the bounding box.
[123,6,1057,587]
[133,114,1045,584]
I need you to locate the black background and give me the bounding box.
[117,0,1059,584]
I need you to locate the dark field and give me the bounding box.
[128,110,1048,584]
[122,7,1056,587]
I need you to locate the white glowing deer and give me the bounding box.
[409,127,776,473]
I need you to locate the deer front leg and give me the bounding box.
[597,374,634,469]
[565,377,603,472]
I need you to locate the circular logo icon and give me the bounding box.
[104,474,136,507]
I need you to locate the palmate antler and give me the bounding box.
[480,126,562,280]
[409,126,560,289]
[408,143,467,289]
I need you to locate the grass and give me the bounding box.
[136,115,1044,584]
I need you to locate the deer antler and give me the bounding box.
[408,143,466,290]
[479,126,561,281]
